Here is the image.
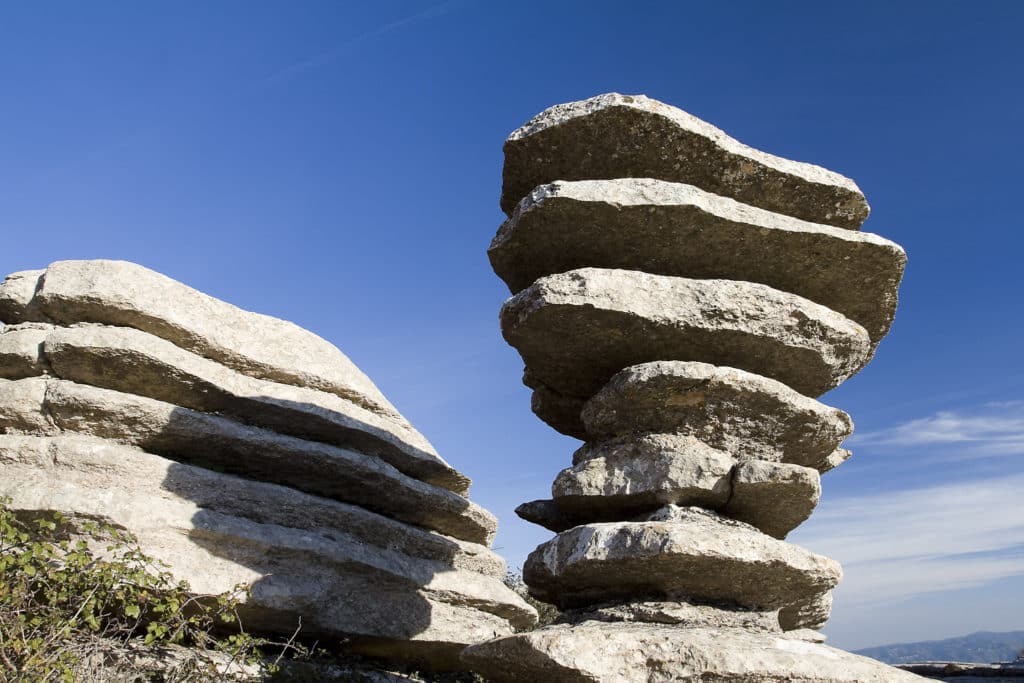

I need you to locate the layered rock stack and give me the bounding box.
[463,94,923,681]
[0,259,535,667]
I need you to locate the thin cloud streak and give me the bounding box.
[851,403,1024,452]
[792,473,1024,606]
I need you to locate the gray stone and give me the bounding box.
[491,178,904,343]
[558,600,780,631]
[581,361,853,470]
[528,379,587,440]
[500,93,871,229]
[523,506,841,610]
[779,591,833,632]
[515,499,581,533]
[722,460,821,539]
[0,269,45,322]
[0,377,495,544]
[6,323,467,494]
[0,325,47,379]
[553,434,733,519]
[461,622,926,682]
[0,434,535,668]
[502,268,871,401]
[1,260,403,421]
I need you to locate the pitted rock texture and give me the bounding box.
[501,268,872,401]
[0,322,466,493]
[581,361,853,470]
[492,178,903,342]
[461,622,927,682]
[0,434,534,667]
[500,93,870,228]
[558,600,780,631]
[0,260,402,421]
[523,506,841,610]
[722,460,821,539]
[0,259,534,666]
[552,435,733,519]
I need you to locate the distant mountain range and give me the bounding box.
[855,631,1024,665]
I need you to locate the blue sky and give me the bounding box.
[2,1,1022,651]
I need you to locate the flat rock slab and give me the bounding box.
[1,323,467,494]
[502,268,871,400]
[515,499,582,533]
[491,178,904,343]
[500,92,870,229]
[0,434,535,667]
[0,377,495,545]
[553,434,733,519]
[0,260,403,422]
[462,622,926,682]
[581,361,852,470]
[523,506,841,610]
[722,460,821,539]
[558,600,780,632]
[779,591,833,632]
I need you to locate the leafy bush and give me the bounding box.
[0,497,281,682]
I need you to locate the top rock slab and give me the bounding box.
[501,93,870,229]
[0,261,403,423]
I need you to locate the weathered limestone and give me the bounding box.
[492,178,904,342]
[0,435,533,667]
[461,622,925,682]
[553,435,734,518]
[0,377,493,545]
[0,260,402,421]
[474,93,915,680]
[523,506,841,610]
[722,461,821,539]
[501,268,872,401]
[0,322,466,493]
[582,361,853,470]
[0,259,536,667]
[500,93,871,228]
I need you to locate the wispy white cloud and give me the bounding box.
[792,473,1024,606]
[850,403,1024,455]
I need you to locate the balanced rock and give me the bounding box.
[581,361,853,470]
[523,506,841,610]
[501,268,872,401]
[461,622,925,682]
[500,93,871,229]
[491,178,904,342]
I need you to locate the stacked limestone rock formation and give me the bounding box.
[462,94,924,681]
[0,259,536,667]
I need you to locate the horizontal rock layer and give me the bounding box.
[0,377,494,544]
[581,361,853,471]
[0,260,401,421]
[500,92,870,229]
[0,434,535,667]
[722,460,820,539]
[502,268,871,401]
[0,322,466,494]
[558,600,780,631]
[461,622,925,682]
[523,506,841,610]
[492,178,903,342]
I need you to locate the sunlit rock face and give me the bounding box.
[0,259,536,669]
[465,93,920,682]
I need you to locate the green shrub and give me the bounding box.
[0,497,281,682]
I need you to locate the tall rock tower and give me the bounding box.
[463,94,925,681]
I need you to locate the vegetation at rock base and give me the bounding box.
[503,570,559,630]
[0,497,288,682]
